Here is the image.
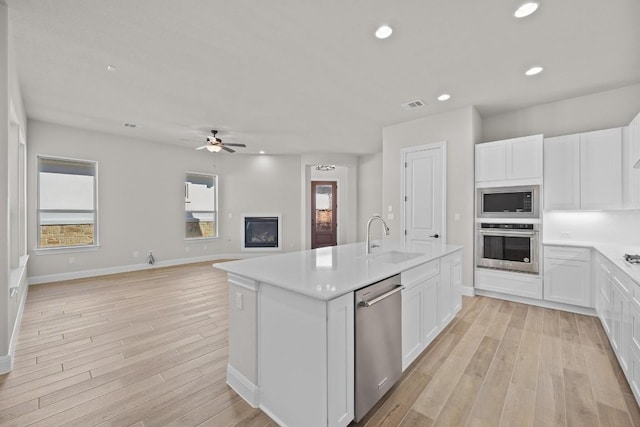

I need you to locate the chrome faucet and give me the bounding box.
[366,215,390,254]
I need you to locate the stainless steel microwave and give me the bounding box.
[477,185,539,219]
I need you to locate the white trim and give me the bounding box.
[27,253,262,285]
[400,141,448,243]
[474,289,597,316]
[227,364,260,407]
[1,269,29,374]
[260,404,290,427]
[461,285,475,297]
[241,213,282,252]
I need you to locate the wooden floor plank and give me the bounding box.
[1,262,638,426]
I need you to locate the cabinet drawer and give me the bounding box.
[544,246,590,262]
[402,260,439,286]
[613,269,632,295]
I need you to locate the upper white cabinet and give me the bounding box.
[476,135,543,184]
[544,127,623,210]
[544,134,580,210]
[580,128,623,210]
[623,125,640,209]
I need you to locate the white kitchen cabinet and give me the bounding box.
[441,252,462,317]
[544,134,580,210]
[543,246,591,307]
[629,303,640,398]
[475,142,506,182]
[595,253,613,335]
[580,128,623,210]
[401,280,425,369]
[475,135,543,184]
[544,127,623,210]
[611,274,630,373]
[623,125,640,209]
[401,251,462,371]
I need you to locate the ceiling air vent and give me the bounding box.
[401,99,426,111]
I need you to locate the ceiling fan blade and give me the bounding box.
[222,143,247,147]
[195,145,208,150]
[221,146,236,153]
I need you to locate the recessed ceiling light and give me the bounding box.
[437,94,451,101]
[106,65,117,71]
[259,150,265,154]
[514,2,539,18]
[525,66,543,76]
[375,25,393,39]
[124,123,136,128]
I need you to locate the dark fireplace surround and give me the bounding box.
[244,216,279,249]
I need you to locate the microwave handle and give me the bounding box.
[478,230,536,237]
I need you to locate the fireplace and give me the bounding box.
[242,214,281,251]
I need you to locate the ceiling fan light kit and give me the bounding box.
[195,129,247,154]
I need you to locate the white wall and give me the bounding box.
[27,120,303,280]
[357,152,383,242]
[482,83,640,142]
[544,211,640,248]
[382,106,479,287]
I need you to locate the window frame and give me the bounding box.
[36,155,99,251]
[184,172,219,241]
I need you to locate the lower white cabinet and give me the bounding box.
[543,246,591,307]
[401,250,462,371]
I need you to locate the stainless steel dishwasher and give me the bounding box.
[354,274,404,422]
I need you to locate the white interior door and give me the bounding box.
[403,144,446,249]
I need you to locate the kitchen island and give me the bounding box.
[215,240,463,427]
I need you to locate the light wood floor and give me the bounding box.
[0,262,638,426]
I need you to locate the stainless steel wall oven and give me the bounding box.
[476,223,539,274]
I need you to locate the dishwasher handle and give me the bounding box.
[359,285,404,308]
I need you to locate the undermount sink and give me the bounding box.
[371,250,422,264]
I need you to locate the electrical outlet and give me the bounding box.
[228,213,233,218]
[133,251,139,257]
[387,213,394,220]
[236,292,243,310]
[203,245,208,250]
[560,232,572,239]
[185,246,190,252]
[68,257,75,264]
[388,205,393,212]
[454,213,461,221]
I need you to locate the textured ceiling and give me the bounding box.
[7,0,640,154]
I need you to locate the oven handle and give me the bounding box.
[478,230,537,237]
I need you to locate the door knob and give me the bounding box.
[430,234,440,239]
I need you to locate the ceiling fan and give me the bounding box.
[195,130,247,153]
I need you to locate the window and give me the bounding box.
[185,173,217,239]
[37,156,97,248]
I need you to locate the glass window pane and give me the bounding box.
[185,173,217,239]
[315,184,333,232]
[37,157,97,249]
[39,212,95,247]
[39,172,94,210]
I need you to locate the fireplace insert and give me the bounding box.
[244,216,279,248]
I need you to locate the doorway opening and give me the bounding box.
[311,181,337,249]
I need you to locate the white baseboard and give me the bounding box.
[461,285,475,297]
[227,364,260,408]
[474,289,597,316]
[28,253,260,285]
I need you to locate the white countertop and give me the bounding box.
[214,240,463,300]
[544,240,640,286]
